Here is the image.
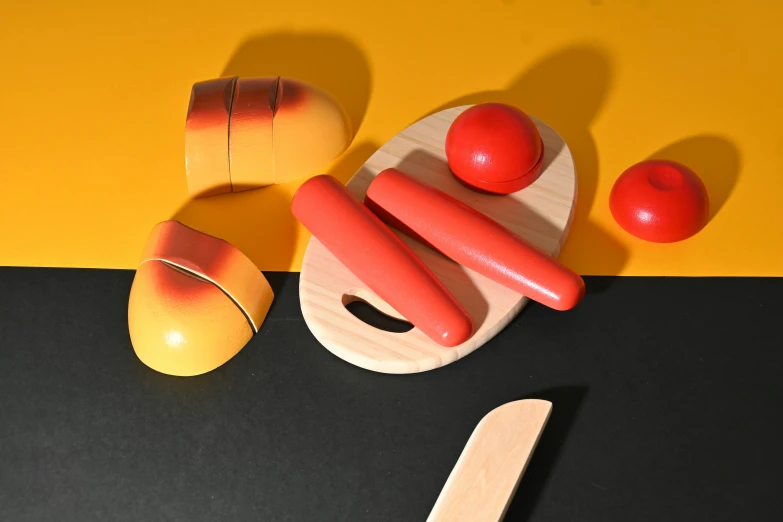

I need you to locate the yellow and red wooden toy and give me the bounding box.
[128,220,274,376]
[185,76,352,198]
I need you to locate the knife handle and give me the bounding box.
[427,399,552,522]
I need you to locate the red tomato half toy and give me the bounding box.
[445,103,544,194]
[609,160,709,243]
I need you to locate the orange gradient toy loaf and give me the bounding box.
[229,77,276,190]
[185,77,236,198]
[127,220,274,376]
[272,77,353,183]
[185,76,352,197]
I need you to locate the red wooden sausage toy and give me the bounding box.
[364,168,585,311]
[291,175,474,347]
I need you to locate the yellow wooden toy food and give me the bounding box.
[271,77,353,184]
[229,77,276,191]
[184,77,236,198]
[127,220,274,376]
[185,76,352,197]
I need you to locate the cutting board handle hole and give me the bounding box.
[342,293,413,333]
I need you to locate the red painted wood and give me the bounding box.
[610,160,709,243]
[292,175,474,347]
[445,103,544,194]
[365,168,585,311]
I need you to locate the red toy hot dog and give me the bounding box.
[365,168,585,311]
[291,174,474,347]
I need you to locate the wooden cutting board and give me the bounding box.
[299,105,577,374]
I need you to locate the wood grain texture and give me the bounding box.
[299,105,577,374]
[426,399,552,522]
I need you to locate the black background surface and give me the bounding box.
[0,268,781,521]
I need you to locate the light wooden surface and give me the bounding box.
[426,399,552,522]
[299,105,577,374]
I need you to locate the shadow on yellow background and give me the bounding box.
[170,32,376,272]
[221,31,372,138]
[423,44,743,279]
[648,136,741,223]
[425,44,628,281]
[167,39,743,278]
[171,142,379,273]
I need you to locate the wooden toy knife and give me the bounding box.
[426,399,552,522]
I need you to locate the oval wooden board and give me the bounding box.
[299,105,577,374]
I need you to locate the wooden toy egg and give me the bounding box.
[610,159,709,243]
[185,76,352,198]
[445,103,544,194]
[127,221,274,376]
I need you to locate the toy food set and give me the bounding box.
[119,70,716,521]
[129,74,711,378]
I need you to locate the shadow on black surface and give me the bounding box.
[584,276,616,295]
[504,386,589,522]
[263,271,292,299]
[261,271,296,319]
[345,299,414,333]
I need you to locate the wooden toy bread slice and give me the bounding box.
[186,76,352,197]
[128,220,273,376]
[272,77,353,184]
[427,399,552,522]
[298,105,577,374]
[185,77,236,198]
[228,77,277,191]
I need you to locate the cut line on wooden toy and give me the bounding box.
[299,105,577,374]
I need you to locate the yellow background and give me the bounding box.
[1,0,781,276]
